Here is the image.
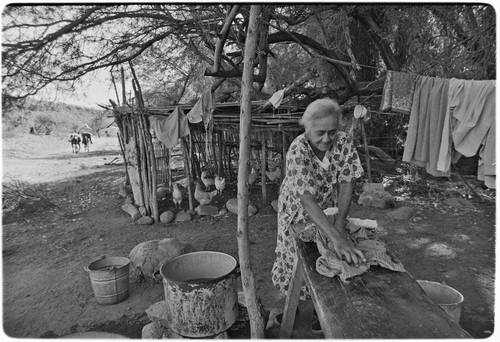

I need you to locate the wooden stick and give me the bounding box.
[140,111,159,221]
[281,131,287,181]
[181,136,194,212]
[360,119,372,183]
[238,5,266,338]
[117,131,130,186]
[261,134,268,203]
[217,131,223,176]
[121,66,127,106]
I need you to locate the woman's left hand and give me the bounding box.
[330,237,366,266]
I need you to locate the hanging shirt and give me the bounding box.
[403,76,450,177]
[149,106,190,149]
[380,71,419,114]
[437,79,496,188]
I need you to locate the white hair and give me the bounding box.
[299,98,341,131]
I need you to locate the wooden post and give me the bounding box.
[237,5,265,338]
[117,131,130,186]
[120,66,126,106]
[260,135,267,203]
[217,131,223,176]
[181,136,194,212]
[360,119,372,183]
[281,130,287,181]
[166,149,171,188]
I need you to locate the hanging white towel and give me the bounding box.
[268,89,285,109]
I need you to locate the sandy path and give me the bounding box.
[2,134,122,184]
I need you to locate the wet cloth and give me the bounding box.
[149,106,190,149]
[297,220,405,282]
[186,90,214,126]
[403,76,450,177]
[437,79,496,186]
[380,71,419,114]
[271,132,363,295]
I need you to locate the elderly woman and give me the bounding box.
[271,98,365,333]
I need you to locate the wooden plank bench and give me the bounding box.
[280,235,472,338]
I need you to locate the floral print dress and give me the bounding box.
[271,131,363,295]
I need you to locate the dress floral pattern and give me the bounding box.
[271,131,363,295]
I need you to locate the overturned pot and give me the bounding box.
[160,251,239,338]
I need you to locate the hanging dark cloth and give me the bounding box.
[380,71,419,114]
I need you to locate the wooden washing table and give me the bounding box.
[279,232,472,338]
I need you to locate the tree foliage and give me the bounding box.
[2,4,495,110]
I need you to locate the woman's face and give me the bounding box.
[306,114,339,153]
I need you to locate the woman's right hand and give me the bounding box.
[330,238,366,266]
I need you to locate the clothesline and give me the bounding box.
[368,109,409,116]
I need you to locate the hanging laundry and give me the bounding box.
[477,117,495,189]
[297,215,405,283]
[380,70,419,114]
[267,89,285,109]
[403,76,450,177]
[187,90,214,126]
[149,106,190,149]
[436,79,496,188]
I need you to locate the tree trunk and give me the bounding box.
[237,4,266,339]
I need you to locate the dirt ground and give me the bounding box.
[1,132,496,339]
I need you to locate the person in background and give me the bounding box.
[271,97,365,334]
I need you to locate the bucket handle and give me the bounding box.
[84,255,106,272]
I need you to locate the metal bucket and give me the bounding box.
[85,256,130,305]
[417,280,464,323]
[160,251,239,338]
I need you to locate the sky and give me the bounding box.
[36,69,117,109]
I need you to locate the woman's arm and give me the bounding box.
[334,182,353,234]
[299,191,365,265]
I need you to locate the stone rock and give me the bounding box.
[121,203,141,221]
[129,238,195,280]
[160,210,175,224]
[175,210,192,222]
[444,197,475,209]
[118,183,128,198]
[271,200,279,213]
[195,205,219,216]
[218,207,229,216]
[146,301,170,328]
[142,321,165,339]
[225,198,258,216]
[259,205,275,215]
[362,182,385,192]
[123,196,134,205]
[162,329,185,339]
[138,216,154,225]
[157,187,170,201]
[139,205,147,216]
[358,183,395,209]
[387,206,415,220]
